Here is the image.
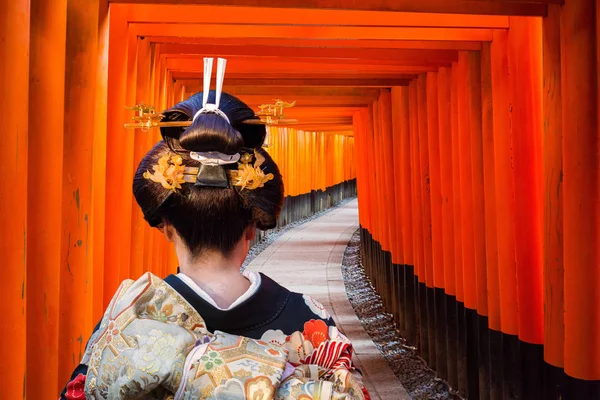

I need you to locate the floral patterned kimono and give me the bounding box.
[60,272,369,399]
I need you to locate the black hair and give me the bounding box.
[133,91,284,257]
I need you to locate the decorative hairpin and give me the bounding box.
[124,100,298,130]
[144,150,273,192]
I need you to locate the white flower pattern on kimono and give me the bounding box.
[260,329,288,347]
[284,331,314,364]
[132,329,180,375]
[303,294,330,319]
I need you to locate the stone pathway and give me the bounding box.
[246,199,411,400]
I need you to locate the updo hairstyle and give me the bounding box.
[132,91,284,257]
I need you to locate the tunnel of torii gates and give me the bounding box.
[1,0,599,399]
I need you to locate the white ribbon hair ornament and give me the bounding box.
[191,57,239,166]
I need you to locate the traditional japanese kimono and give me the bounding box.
[61,272,369,399]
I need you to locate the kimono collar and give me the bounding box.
[164,272,290,335]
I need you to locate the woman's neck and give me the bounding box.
[176,245,251,309]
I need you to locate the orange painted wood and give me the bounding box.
[456,53,477,310]
[450,63,465,303]
[191,86,382,98]
[128,4,510,28]
[409,80,425,282]
[480,43,500,330]
[119,29,138,280]
[59,0,100,383]
[104,6,129,305]
[417,74,434,288]
[356,110,372,231]
[168,55,451,70]
[542,4,564,369]
[220,78,415,87]
[27,0,66,396]
[167,58,443,75]
[90,4,109,323]
[391,87,412,265]
[372,101,388,249]
[112,0,548,17]
[379,90,399,262]
[561,0,600,380]
[466,51,488,316]
[163,45,460,64]
[130,37,152,280]
[490,29,518,335]
[175,72,426,81]
[437,67,456,296]
[0,0,29,396]
[149,37,483,51]
[507,16,544,345]
[133,23,494,42]
[426,72,444,289]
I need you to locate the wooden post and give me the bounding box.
[542,3,564,372]
[130,37,152,279]
[490,29,518,337]
[450,62,464,305]
[439,65,459,390]
[104,5,129,303]
[457,52,477,312]
[427,71,447,379]
[0,0,29,397]
[561,0,600,382]
[379,90,399,264]
[90,0,109,325]
[59,0,100,382]
[27,0,66,396]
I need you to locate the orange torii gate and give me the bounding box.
[0,1,598,399]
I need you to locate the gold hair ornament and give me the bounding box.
[144,151,273,191]
[124,100,298,130]
[229,150,275,190]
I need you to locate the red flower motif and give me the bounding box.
[303,319,329,348]
[105,320,120,343]
[65,373,86,399]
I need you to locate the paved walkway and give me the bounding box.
[247,199,411,400]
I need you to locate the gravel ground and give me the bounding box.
[342,229,463,400]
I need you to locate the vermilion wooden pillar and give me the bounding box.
[542,3,565,372]
[0,0,29,397]
[130,37,152,279]
[450,63,464,305]
[438,66,458,388]
[59,0,100,383]
[490,29,518,338]
[409,80,424,286]
[417,74,433,290]
[507,16,544,347]
[456,52,477,312]
[27,0,67,396]
[480,42,500,333]
[90,0,109,323]
[119,24,138,279]
[561,0,600,382]
[437,68,455,295]
[379,90,399,264]
[104,5,129,304]
[426,72,444,290]
[393,87,413,266]
[427,71,447,379]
